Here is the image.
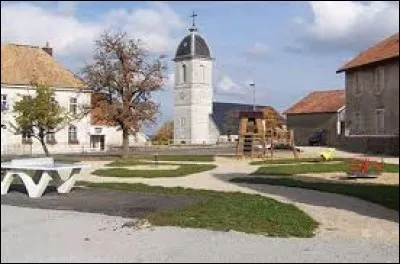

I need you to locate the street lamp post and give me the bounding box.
[249,82,255,111]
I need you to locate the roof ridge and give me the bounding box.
[311,89,345,93]
[1,43,40,49]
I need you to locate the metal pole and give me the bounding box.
[250,82,255,111]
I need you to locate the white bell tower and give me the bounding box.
[173,13,213,144]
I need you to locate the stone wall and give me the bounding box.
[339,135,399,156]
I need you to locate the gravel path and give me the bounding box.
[78,157,399,245]
[2,205,398,263]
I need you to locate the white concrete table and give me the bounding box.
[1,157,89,198]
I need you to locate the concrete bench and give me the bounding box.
[1,157,89,198]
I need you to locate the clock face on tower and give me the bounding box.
[179,92,185,101]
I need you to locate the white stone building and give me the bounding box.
[1,43,147,156]
[173,23,219,144]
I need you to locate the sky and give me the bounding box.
[1,1,399,134]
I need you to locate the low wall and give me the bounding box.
[340,135,399,156]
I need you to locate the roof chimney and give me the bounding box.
[42,41,53,56]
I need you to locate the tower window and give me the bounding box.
[200,65,205,83]
[182,64,187,84]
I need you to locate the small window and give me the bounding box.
[354,73,360,94]
[180,117,185,127]
[21,129,32,144]
[68,125,78,144]
[22,95,32,101]
[200,65,205,83]
[374,67,385,93]
[69,97,78,115]
[354,112,361,133]
[375,109,385,134]
[46,129,56,143]
[1,94,7,111]
[182,64,187,84]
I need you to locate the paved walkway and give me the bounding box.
[2,205,398,263]
[78,156,399,245]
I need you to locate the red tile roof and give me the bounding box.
[284,90,345,115]
[337,32,399,73]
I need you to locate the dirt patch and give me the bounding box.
[1,185,203,218]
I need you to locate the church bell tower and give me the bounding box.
[173,13,213,144]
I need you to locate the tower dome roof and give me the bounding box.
[174,30,212,61]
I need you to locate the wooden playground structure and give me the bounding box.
[236,109,298,159]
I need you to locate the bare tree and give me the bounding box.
[82,31,167,154]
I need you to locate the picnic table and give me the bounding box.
[1,157,89,198]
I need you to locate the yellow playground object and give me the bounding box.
[320,148,335,160]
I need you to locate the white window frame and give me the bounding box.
[1,94,8,111]
[68,125,78,143]
[375,109,385,134]
[69,97,78,115]
[374,66,385,94]
[46,129,56,143]
[200,64,205,83]
[180,117,185,127]
[21,129,32,143]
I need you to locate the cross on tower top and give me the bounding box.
[190,11,197,28]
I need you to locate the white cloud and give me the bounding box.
[289,1,399,53]
[243,42,270,60]
[216,75,246,94]
[1,1,185,69]
[105,2,185,54]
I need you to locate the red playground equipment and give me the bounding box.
[347,157,384,178]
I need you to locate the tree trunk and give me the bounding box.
[39,137,50,157]
[122,129,129,156]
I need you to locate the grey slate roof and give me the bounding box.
[211,102,284,135]
[174,33,211,61]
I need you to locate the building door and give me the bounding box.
[90,135,105,151]
[100,135,105,151]
[340,122,346,136]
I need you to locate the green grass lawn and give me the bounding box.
[93,164,217,178]
[230,177,399,211]
[77,182,319,237]
[254,162,399,175]
[55,154,215,163]
[148,155,215,162]
[250,158,349,165]
[105,155,215,167]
